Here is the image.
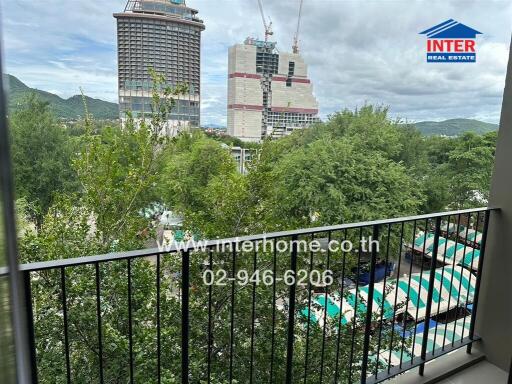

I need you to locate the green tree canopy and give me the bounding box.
[263,137,424,228]
[422,131,497,210]
[246,106,426,232]
[10,94,77,226]
[13,99,492,384]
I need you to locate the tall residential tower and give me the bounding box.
[227,38,319,142]
[114,0,205,134]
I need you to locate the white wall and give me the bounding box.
[278,52,308,77]
[271,81,318,110]
[228,44,257,74]
[227,109,262,140]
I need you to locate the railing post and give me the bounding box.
[419,217,442,376]
[60,267,71,384]
[127,259,134,384]
[22,271,38,384]
[285,235,298,384]
[156,254,161,384]
[181,250,190,384]
[467,209,491,354]
[361,225,379,383]
[95,262,104,384]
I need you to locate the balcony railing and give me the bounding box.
[9,207,494,384]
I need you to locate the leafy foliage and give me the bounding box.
[204,131,261,150]
[422,131,497,210]
[10,95,78,226]
[11,96,496,383]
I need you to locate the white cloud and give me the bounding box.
[2,0,511,124]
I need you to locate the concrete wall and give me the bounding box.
[475,39,512,372]
[228,44,257,73]
[271,80,318,110]
[227,77,262,106]
[277,52,308,77]
[227,43,262,140]
[273,51,318,112]
[227,109,262,140]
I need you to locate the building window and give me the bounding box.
[286,78,292,87]
[288,61,295,76]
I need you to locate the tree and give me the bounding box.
[420,132,497,211]
[158,132,241,234]
[19,75,195,383]
[10,94,77,227]
[16,101,480,383]
[74,71,188,247]
[245,106,425,231]
[445,131,496,208]
[205,131,261,150]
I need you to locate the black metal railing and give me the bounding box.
[6,207,495,384]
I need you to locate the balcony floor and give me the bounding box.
[437,360,508,384]
[391,347,509,384]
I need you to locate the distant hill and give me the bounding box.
[6,74,119,120]
[202,124,226,130]
[414,118,498,136]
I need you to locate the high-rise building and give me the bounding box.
[227,38,319,142]
[114,0,205,134]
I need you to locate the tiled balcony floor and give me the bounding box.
[391,347,509,384]
[437,360,508,384]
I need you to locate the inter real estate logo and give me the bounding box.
[419,19,482,63]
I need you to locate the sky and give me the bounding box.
[2,0,511,125]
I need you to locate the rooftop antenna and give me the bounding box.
[257,0,273,41]
[292,0,304,53]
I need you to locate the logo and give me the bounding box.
[419,19,482,63]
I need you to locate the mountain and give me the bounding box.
[414,118,498,136]
[6,74,119,120]
[202,123,226,129]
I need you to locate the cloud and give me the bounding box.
[2,0,511,124]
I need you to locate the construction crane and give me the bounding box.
[292,0,304,54]
[257,0,273,41]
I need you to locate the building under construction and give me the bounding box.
[114,0,205,134]
[227,1,319,141]
[227,38,319,142]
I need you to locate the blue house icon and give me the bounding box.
[420,19,482,39]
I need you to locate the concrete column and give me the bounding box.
[475,38,512,372]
